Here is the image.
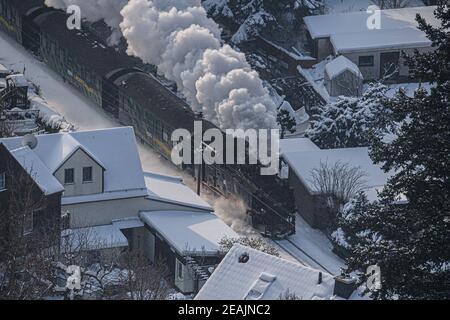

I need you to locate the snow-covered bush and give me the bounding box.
[306,82,391,149]
[219,235,280,257]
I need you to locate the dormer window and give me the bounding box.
[83,166,93,183]
[64,168,74,184]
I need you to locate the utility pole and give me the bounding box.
[197,152,203,196]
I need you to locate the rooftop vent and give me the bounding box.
[22,134,38,150]
[244,273,277,300]
[238,252,250,264]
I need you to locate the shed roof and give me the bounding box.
[282,147,391,195]
[325,56,363,79]
[139,211,238,256]
[144,172,212,211]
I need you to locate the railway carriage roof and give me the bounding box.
[8,0,44,15]
[35,11,135,77]
[119,72,218,133]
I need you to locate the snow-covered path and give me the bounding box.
[0,33,179,176]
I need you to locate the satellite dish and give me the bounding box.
[21,134,38,150]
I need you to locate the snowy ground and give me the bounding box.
[282,215,345,275]
[0,31,345,275]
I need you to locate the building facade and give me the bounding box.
[0,143,63,257]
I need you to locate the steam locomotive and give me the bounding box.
[0,0,296,238]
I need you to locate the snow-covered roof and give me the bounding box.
[282,147,391,194]
[304,6,439,53]
[6,74,28,87]
[195,244,336,300]
[331,26,432,53]
[112,217,145,230]
[279,138,320,157]
[144,172,212,211]
[0,127,147,198]
[62,224,129,252]
[9,146,64,195]
[139,211,238,256]
[0,63,9,72]
[325,56,363,79]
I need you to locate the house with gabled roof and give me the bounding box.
[195,244,356,300]
[1,127,238,294]
[304,6,439,81]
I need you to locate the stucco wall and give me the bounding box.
[342,47,434,81]
[65,196,209,228]
[55,148,103,197]
[315,37,434,81]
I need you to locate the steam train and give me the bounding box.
[0,0,296,238]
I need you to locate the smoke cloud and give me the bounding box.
[45,0,278,130]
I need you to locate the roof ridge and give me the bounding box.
[231,244,334,277]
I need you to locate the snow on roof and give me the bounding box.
[325,56,363,79]
[62,224,129,252]
[195,244,336,300]
[0,63,9,72]
[6,74,28,87]
[112,217,144,230]
[9,146,64,195]
[279,138,320,157]
[139,211,238,255]
[144,172,212,211]
[282,147,391,194]
[0,127,147,197]
[331,26,432,53]
[304,6,438,52]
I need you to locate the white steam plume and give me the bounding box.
[45,0,278,130]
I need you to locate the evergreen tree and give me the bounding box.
[277,109,296,138]
[338,4,450,299]
[306,83,390,149]
[203,0,324,42]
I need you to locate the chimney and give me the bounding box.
[333,275,357,299]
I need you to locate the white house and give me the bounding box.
[195,244,356,300]
[0,127,216,227]
[0,127,238,294]
[304,6,439,81]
